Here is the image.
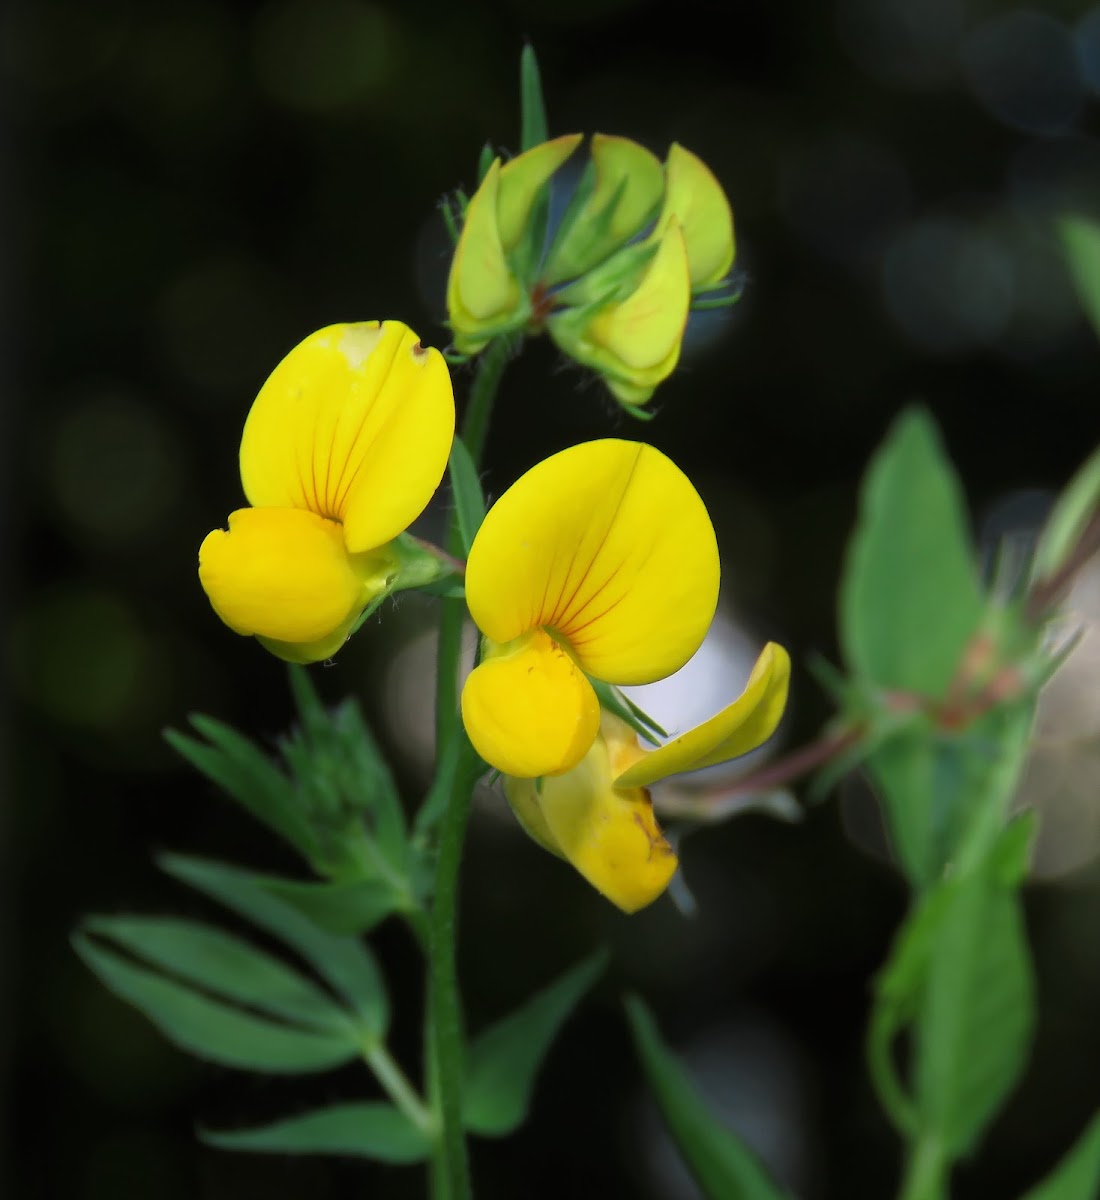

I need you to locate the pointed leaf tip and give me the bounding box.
[520,45,548,152]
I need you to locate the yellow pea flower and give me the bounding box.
[652,142,735,293]
[460,438,719,779]
[199,321,455,663]
[447,134,583,354]
[547,220,692,407]
[505,642,791,912]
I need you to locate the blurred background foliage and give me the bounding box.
[5,0,1100,1196]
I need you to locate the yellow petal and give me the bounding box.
[239,321,454,554]
[496,134,583,250]
[461,630,601,778]
[502,776,566,858]
[506,733,677,913]
[588,221,690,372]
[655,143,735,290]
[542,134,664,284]
[447,160,523,348]
[465,439,719,685]
[614,642,791,789]
[198,507,370,648]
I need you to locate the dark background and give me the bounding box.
[6,0,1100,1196]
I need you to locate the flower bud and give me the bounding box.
[548,220,691,407]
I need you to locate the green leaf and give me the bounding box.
[868,825,1036,1163]
[256,875,406,937]
[519,44,548,152]
[1060,216,1100,339]
[73,932,359,1074]
[589,678,665,747]
[165,718,318,861]
[866,700,1034,888]
[201,1102,431,1164]
[916,867,1035,1156]
[448,437,487,557]
[1020,1110,1100,1200]
[83,916,354,1034]
[158,853,389,1039]
[464,950,608,1137]
[1032,443,1100,585]
[625,995,791,1200]
[477,140,495,184]
[840,408,984,697]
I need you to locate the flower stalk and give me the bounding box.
[425,335,515,1200]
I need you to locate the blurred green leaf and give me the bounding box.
[201,1102,431,1163]
[165,717,318,861]
[625,995,790,1200]
[73,932,359,1074]
[83,916,354,1034]
[1020,1110,1100,1200]
[158,853,388,1038]
[448,437,487,558]
[1031,443,1100,586]
[916,870,1034,1156]
[1060,216,1100,339]
[464,950,607,1137]
[477,140,495,184]
[256,875,406,936]
[868,824,1036,1165]
[867,700,1033,888]
[519,44,548,152]
[840,408,984,697]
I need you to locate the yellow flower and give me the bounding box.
[652,142,735,293]
[446,135,583,354]
[198,321,455,663]
[460,439,720,779]
[505,642,791,912]
[547,220,691,407]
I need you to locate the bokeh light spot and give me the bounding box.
[963,9,1083,135]
[780,134,911,268]
[251,0,397,113]
[12,588,162,734]
[157,254,297,396]
[881,217,1014,352]
[48,391,183,545]
[837,0,964,90]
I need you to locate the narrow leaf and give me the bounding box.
[625,995,791,1200]
[1060,216,1100,339]
[1020,1110,1100,1200]
[257,875,406,937]
[464,950,608,1137]
[73,933,358,1074]
[1031,443,1100,585]
[165,721,317,859]
[84,916,353,1034]
[477,140,495,184]
[158,853,388,1038]
[448,437,487,557]
[519,44,548,152]
[201,1102,431,1164]
[840,408,984,697]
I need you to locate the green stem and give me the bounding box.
[425,336,515,1200]
[460,334,518,466]
[364,1041,436,1137]
[897,1132,949,1200]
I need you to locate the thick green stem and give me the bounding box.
[425,336,515,1200]
[897,1132,949,1200]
